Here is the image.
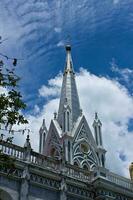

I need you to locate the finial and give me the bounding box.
[24,130,31,149]
[42,118,46,127]
[65,34,71,51]
[80,109,83,116]
[65,45,71,51]
[54,112,57,119]
[95,112,98,119]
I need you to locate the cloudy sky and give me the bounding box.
[0,0,133,178]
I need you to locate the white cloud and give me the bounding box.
[111,64,133,85]
[113,0,120,4]
[57,40,64,47]
[54,27,62,33]
[12,68,133,178]
[39,73,62,97]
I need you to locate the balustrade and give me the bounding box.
[0,140,24,159]
[0,140,133,191]
[107,172,133,190]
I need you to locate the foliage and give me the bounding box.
[0,150,16,175]
[0,38,28,170]
[0,57,28,130]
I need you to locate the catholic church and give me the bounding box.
[0,45,133,200]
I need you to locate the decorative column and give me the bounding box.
[39,118,47,154]
[20,134,32,200]
[20,164,30,200]
[60,140,67,200]
[60,177,67,200]
[23,134,32,162]
[93,113,106,167]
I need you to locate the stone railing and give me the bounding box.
[66,163,92,182]
[0,140,132,191]
[107,171,133,191]
[0,140,92,182]
[30,151,60,171]
[93,167,133,191]
[0,140,24,159]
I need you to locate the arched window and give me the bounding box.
[67,111,70,131]
[83,164,89,171]
[101,154,105,167]
[63,112,66,132]
[95,127,98,145]
[50,147,59,158]
[74,161,79,167]
[68,141,71,162]
[98,126,102,146]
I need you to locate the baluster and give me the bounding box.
[20,151,23,159]
[31,155,34,163]
[11,148,13,156]
[14,149,16,157]
[4,146,6,153]
[17,151,19,158]
[1,144,4,152]
[8,147,10,154]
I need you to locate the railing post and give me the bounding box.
[20,164,30,200]
[23,134,32,162]
[59,140,68,200]
[60,177,67,200]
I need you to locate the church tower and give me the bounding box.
[57,45,81,133]
[40,45,106,171]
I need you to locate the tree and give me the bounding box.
[0,54,28,131]
[0,37,28,171]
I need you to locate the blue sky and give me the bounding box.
[0,0,133,177]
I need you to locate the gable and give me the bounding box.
[72,115,99,169]
[72,115,96,148]
[44,120,62,157]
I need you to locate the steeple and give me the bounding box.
[93,112,106,167]
[93,112,103,147]
[57,45,81,132]
[39,119,47,154]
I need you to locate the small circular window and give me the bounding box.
[80,142,89,153]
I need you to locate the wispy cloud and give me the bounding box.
[111,60,133,88]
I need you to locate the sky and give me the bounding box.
[0,0,133,178]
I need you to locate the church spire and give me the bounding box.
[64,45,74,74]
[57,45,81,132]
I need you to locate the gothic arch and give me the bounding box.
[82,161,90,171]
[73,159,80,167]
[49,146,60,159]
[0,189,13,200]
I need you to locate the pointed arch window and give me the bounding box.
[74,161,79,167]
[63,112,66,132]
[67,111,70,131]
[101,154,105,167]
[98,126,102,146]
[83,164,89,171]
[50,147,59,158]
[95,127,98,145]
[68,141,71,162]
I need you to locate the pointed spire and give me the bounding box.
[93,112,102,146]
[64,45,74,74]
[95,112,98,120]
[39,118,47,154]
[57,45,81,132]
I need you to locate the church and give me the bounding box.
[0,45,133,200]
